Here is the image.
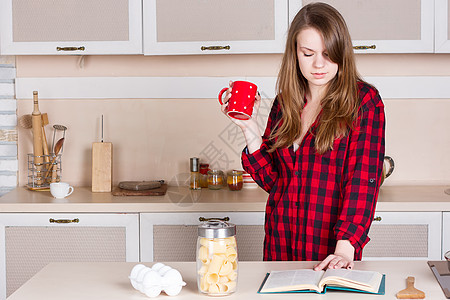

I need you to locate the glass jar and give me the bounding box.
[227,170,243,191]
[207,170,224,190]
[190,157,201,190]
[197,218,238,296]
[199,163,210,188]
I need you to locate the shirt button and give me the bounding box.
[295,171,300,176]
[369,178,376,183]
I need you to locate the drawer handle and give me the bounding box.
[56,46,85,51]
[373,216,382,222]
[201,45,231,51]
[353,45,376,50]
[49,218,79,224]
[199,217,230,222]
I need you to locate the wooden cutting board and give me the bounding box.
[112,184,167,196]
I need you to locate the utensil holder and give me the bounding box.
[27,153,62,189]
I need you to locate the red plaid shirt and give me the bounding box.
[242,82,385,261]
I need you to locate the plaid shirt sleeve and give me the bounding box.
[241,98,281,193]
[334,84,386,256]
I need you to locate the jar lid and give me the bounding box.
[207,169,224,175]
[190,157,199,172]
[228,170,243,176]
[198,219,236,238]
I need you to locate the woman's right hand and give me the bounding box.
[220,81,263,154]
[220,81,261,131]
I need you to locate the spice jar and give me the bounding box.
[208,170,224,190]
[227,170,243,191]
[197,218,238,296]
[190,157,201,190]
[199,163,209,188]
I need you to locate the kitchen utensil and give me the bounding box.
[92,115,112,192]
[112,184,168,196]
[44,138,64,180]
[31,91,44,185]
[52,124,67,154]
[41,113,50,164]
[380,156,395,185]
[18,114,32,129]
[428,261,450,298]
[118,181,163,191]
[218,81,258,120]
[50,182,74,199]
[396,276,425,299]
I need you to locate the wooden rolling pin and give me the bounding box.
[31,91,44,185]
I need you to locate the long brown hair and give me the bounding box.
[272,2,361,154]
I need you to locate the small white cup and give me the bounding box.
[50,182,74,199]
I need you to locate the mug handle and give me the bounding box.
[218,87,228,105]
[66,186,74,197]
[384,156,395,178]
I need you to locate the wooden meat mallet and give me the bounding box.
[396,276,425,299]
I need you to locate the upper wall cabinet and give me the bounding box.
[289,0,434,53]
[435,0,450,52]
[143,0,289,55]
[0,0,142,55]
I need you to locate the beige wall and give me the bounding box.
[16,54,450,187]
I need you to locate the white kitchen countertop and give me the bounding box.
[0,185,449,213]
[6,260,448,300]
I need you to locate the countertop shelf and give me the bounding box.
[0,185,449,213]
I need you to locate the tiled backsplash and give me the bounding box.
[0,56,17,196]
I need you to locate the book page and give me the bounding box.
[319,269,383,293]
[260,269,325,293]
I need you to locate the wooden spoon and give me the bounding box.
[44,138,64,180]
[41,113,50,164]
[396,277,425,299]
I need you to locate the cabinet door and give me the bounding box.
[363,212,441,261]
[0,213,139,300]
[436,0,450,52]
[140,212,265,262]
[289,0,434,53]
[143,0,289,55]
[443,212,450,259]
[0,0,142,55]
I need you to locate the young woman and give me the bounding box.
[221,2,385,270]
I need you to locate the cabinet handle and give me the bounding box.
[353,45,376,50]
[56,46,85,51]
[49,218,79,224]
[199,217,230,222]
[201,45,231,51]
[373,216,382,222]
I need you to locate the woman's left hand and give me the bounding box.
[313,253,354,271]
[313,239,355,271]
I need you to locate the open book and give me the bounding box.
[258,268,385,295]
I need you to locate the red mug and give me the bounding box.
[218,81,258,120]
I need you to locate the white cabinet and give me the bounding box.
[143,0,289,55]
[0,0,142,55]
[435,0,450,52]
[363,212,442,261]
[443,212,450,259]
[140,212,265,261]
[0,213,139,300]
[289,0,434,53]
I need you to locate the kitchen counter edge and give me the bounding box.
[0,185,449,213]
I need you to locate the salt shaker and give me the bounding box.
[197,218,238,296]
